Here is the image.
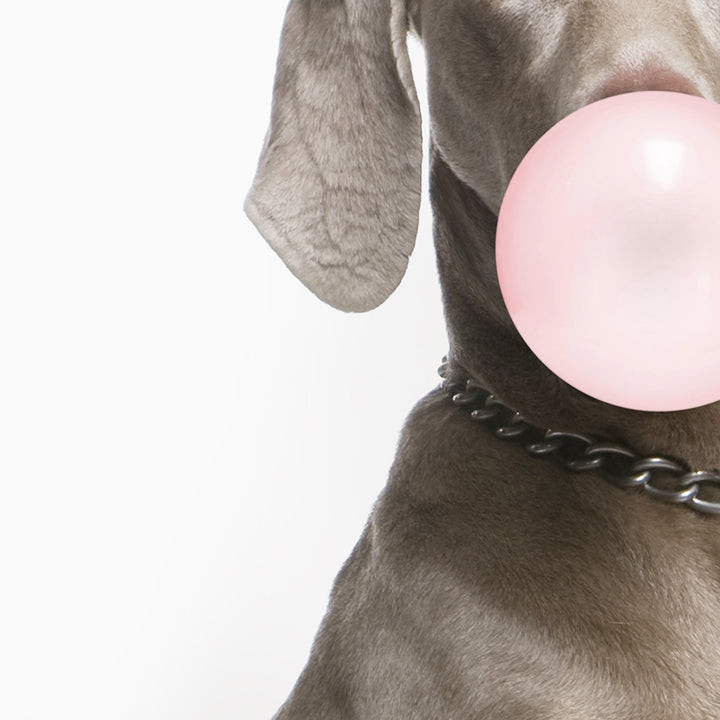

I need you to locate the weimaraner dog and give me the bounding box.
[246,1,720,717]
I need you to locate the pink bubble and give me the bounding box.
[496,91,720,411]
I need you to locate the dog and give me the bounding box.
[246,1,720,717]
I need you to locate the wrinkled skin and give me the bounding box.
[247,1,720,718]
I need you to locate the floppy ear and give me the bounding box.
[245,0,422,312]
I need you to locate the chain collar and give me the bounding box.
[438,358,720,517]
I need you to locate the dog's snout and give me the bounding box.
[590,65,702,105]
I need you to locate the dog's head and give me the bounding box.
[246,0,719,312]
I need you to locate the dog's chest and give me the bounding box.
[277,396,720,720]
[364,431,720,718]
[276,493,720,720]
[362,524,720,720]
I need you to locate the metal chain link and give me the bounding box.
[438,358,720,516]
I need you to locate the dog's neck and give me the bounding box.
[430,148,720,472]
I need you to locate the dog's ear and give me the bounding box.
[245,0,422,312]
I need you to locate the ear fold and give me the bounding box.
[245,0,422,312]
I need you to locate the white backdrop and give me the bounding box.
[0,2,447,718]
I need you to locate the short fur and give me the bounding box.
[246,1,720,717]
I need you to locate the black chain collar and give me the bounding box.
[438,358,720,516]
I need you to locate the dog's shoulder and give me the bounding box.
[373,384,594,556]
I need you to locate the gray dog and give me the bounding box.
[246,1,720,717]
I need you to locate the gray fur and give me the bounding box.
[247,1,720,717]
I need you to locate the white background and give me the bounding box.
[0,2,447,719]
